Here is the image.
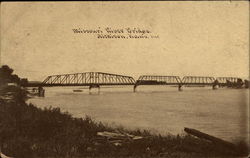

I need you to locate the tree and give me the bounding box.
[20,78,28,86]
[0,65,13,76]
[0,65,24,86]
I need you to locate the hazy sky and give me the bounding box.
[1,2,249,81]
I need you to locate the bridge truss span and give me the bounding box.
[216,77,240,83]
[42,72,136,86]
[136,75,182,85]
[182,76,216,86]
[216,77,244,87]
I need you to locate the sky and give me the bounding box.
[1,2,249,81]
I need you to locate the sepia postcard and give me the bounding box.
[0,1,249,158]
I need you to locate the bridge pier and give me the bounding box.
[89,85,100,93]
[133,85,137,92]
[212,80,219,90]
[178,84,183,91]
[38,86,45,97]
[212,85,218,90]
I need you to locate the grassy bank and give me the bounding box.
[0,86,248,158]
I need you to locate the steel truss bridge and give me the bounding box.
[181,76,216,86]
[42,72,135,89]
[134,76,219,91]
[216,77,243,87]
[135,75,182,85]
[134,75,182,91]
[24,72,245,94]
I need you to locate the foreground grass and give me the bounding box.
[0,86,248,158]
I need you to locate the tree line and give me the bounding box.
[0,65,28,87]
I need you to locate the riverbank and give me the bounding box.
[0,86,248,158]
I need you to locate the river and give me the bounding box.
[27,86,249,143]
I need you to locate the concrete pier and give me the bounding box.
[38,86,45,97]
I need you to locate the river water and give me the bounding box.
[28,86,249,143]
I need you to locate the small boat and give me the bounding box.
[73,89,82,92]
